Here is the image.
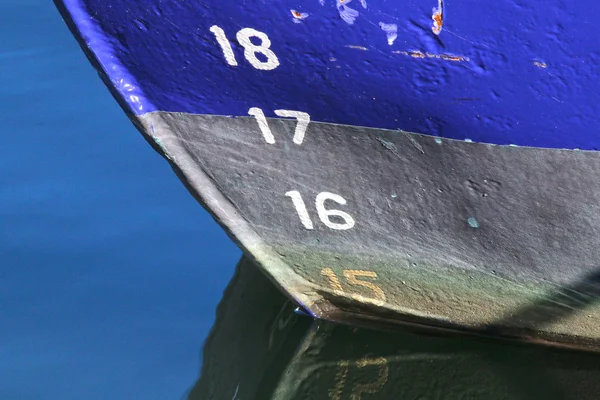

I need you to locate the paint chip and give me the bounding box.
[399,50,425,58]
[379,22,398,45]
[439,54,467,62]
[467,216,479,228]
[290,10,309,23]
[432,0,444,35]
[378,138,397,152]
[533,61,547,68]
[359,0,367,8]
[434,137,443,144]
[393,50,469,62]
[337,0,359,24]
[376,137,402,159]
[403,131,425,154]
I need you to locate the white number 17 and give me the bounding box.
[248,107,310,145]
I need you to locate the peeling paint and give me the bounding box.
[395,50,425,58]
[345,45,368,50]
[438,53,468,61]
[336,0,359,24]
[467,216,480,228]
[377,138,397,152]
[533,61,548,68]
[403,131,425,154]
[290,10,309,23]
[360,0,367,8]
[432,0,444,35]
[393,51,468,62]
[376,137,402,159]
[379,22,398,46]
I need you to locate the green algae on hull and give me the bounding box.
[269,246,600,350]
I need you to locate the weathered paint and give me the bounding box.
[54,0,600,348]
[133,111,600,348]
[57,0,600,149]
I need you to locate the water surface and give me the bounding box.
[0,1,240,398]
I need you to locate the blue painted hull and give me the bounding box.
[56,0,600,149]
[54,0,600,349]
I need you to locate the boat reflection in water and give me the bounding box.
[188,258,600,400]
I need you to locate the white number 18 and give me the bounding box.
[210,25,280,70]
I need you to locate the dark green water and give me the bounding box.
[189,258,600,400]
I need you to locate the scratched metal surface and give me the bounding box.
[137,111,600,348]
[56,0,600,149]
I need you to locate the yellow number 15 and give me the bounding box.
[321,268,386,307]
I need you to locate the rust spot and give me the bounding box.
[533,61,547,68]
[432,13,443,34]
[432,0,443,35]
[290,9,309,21]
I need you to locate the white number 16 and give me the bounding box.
[285,191,355,230]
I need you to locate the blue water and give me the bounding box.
[0,1,241,398]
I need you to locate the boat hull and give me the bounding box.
[53,0,600,348]
[139,111,600,349]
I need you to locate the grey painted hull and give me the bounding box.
[136,111,600,350]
